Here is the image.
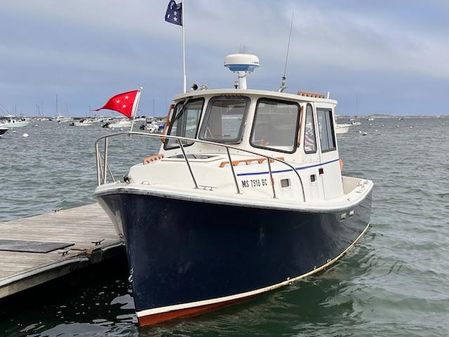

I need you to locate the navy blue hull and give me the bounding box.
[98,191,372,318]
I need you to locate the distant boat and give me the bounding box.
[140,120,165,133]
[0,127,8,135]
[0,117,30,128]
[71,118,94,127]
[335,123,351,134]
[54,115,72,123]
[103,119,132,129]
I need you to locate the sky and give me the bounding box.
[1,0,448,117]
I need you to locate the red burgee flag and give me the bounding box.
[95,89,140,119]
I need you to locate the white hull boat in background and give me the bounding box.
[103,119,132,129]
[71,119,94,127]
[335,123,351,134]
[0,118,30,129]
[54,115,72,123]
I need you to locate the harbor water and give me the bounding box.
[1,117,449,336]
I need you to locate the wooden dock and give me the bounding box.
[0,203,123,299]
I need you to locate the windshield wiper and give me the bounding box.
[172,97,191,124]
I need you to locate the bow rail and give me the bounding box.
[95,132,306,202]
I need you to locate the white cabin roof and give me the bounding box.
[173,89,337,106]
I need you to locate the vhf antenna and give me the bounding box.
[279,10,295,92]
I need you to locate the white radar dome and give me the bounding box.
[224,53,260,73]
[224,53,260,89]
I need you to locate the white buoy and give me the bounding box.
[22,133,29,138]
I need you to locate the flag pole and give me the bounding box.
[182,0,186,93]
[130,87,143,133]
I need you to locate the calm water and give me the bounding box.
[1,118,449,336]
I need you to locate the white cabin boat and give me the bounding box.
[103,119,132,129]
[335,123,351,134]
[0,117,30,129]
[94,53,373,326]
[140,120,165,133]
[71,118,94,127]
[54,115,72,123]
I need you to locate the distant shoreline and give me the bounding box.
[2,114,448,120]
[338,114,449,119]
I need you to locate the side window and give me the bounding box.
[164,98,204,149]
[304,104,317,153]
[250,99,300,153]
[317,108,336,152]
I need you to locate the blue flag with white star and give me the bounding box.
[165,0,183,26]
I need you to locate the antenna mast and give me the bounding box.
[279,11,294,92]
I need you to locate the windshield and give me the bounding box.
[199,96,249,143]
[164,98,204,149]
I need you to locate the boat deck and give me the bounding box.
[0,203,123,299]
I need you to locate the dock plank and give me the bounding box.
[0,203,123,298]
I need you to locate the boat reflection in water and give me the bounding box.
[94,53,373,327]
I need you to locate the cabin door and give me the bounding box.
[303,103,325,200]
[316,107,339,200]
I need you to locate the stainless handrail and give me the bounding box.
[267,159,276,199]
[226,147,240,194]
[103,137,108,185]
[99,151,116,183]
[95,142,102,184]
[94,132,306,202]
[177,139,199,189]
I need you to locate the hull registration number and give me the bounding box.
[241,178,268,188]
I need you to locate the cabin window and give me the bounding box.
[164,98,204,149]
[304,104,317,153]
[199,96,249,143]
[317,108,336,152]
[250,99,300,153]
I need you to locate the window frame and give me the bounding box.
[316,108,337,153]
[163,97,205,150]
[198,95,250,144]
[249,98,301,154]
[303,103,318,154]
